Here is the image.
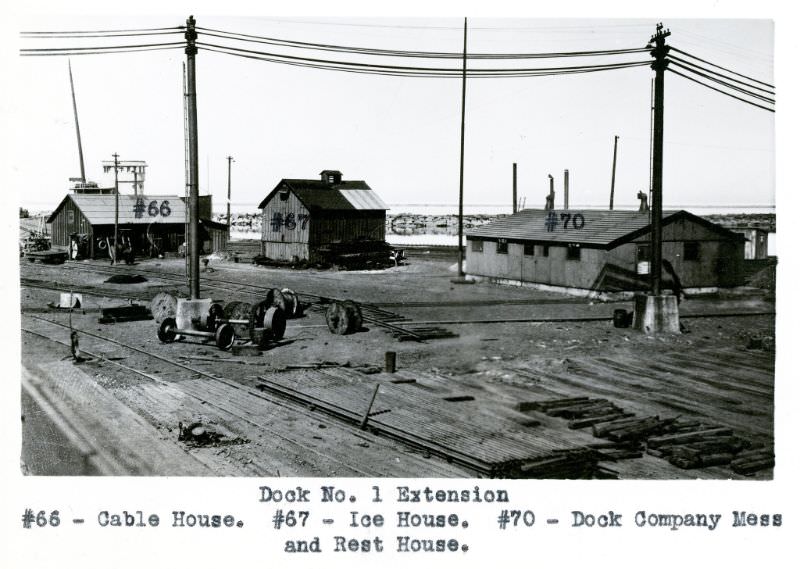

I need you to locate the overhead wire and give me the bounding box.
[196,26,650,59]
[670,46,773,88]
[20,41,186,54]
[20,26,183,35]
[667,68,774,113]
[197,40,650,75]
[18,30,184,39]
[668,54,774,95]
[198,45,649,78]
[667,59,774,104]
[20,46,185,57]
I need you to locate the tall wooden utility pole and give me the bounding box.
[185,15,200,299]
[649,23,670,296]
[226,156,234,231]
[456,17,468,278]
[609,135,619,210]
[112,153,119,265]
[68,60,86,183]
[512,163,517,214]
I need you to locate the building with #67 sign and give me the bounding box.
[258,170,388,263]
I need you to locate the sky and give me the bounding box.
[4,12,776,215]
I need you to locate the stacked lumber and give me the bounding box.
[730,448,775,475]
[518,397,775,475]
[592,416,676,442]
[644,422,769,472]
[499,448,613,479]
[517,397,631,428]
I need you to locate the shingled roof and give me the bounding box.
[258,178,387,211]
[466,209,743,249]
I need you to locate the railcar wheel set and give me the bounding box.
[151,289,298,351]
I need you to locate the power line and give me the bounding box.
[670,46,774,88]
[20,26,183,34]
[20,45,185,57]
[196,26,650,59]
[668,60,774,104]
[198,44,651,78]
[668,54,774,95]
[19,30,184,39]
[197,40,650,75]
[20,41,186,54]
[668,68,774,113]
[228,17,655,33]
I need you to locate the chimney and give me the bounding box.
[512,163,518,214]
[546,175,555,210]
[563,169,569,210]
[637,191,649,212]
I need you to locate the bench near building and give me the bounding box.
[47,193,228,259]
[465,209,745,298]
[258,170,388,262]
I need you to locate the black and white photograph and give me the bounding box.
[1,1,795,567]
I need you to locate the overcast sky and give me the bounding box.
[5,13,775,214]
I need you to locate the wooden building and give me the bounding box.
[46,193,226,259]
[727,226,769,260]
[258,170,388,262]
[466,209,745,297]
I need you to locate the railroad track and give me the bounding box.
[22,314,379,476]
[19,314,502,476]
[29,261,432,341]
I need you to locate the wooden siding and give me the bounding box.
[261,192,311,253]
[262,241,310,261]
[206,225,229,253]
[49,199,93,248]
[309,212,386,246]
[261,190,386,261]
[466,215,745,291]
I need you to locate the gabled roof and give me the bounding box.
[466,209,743,248]
[258,178,388,211]
[47,193,190,225]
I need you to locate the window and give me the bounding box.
[67,210,75,224]
[523,242,534,256]
[567,244,581,260]
[279,189,290,201]
[542,245,549,257]
[684,241,700,261]
[471,239,483,253]
[496,239,508,254]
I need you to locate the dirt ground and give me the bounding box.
[19,252,775,479]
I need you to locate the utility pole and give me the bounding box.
[456,17,468,279]
[226,156,234,232]
[185,15,200,299]
[68,60,86,183]
[512,162,517,214]
[609,135,619,210]
[112,152,119,265]
[649,23,670,296]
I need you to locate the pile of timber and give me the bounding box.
[517,397,634,430]
[520,397,773,476]
[499,449,619,479]
[730,448,775,475]
[646,423,773,474]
